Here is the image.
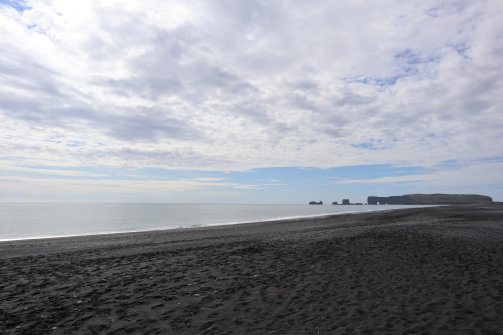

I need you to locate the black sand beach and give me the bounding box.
[1,204,503,334]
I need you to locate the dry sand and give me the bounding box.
[1,204,503,334]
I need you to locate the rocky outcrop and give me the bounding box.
[309,201,323,205]
[367,194,493,205]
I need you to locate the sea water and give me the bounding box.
[0,203,421,241]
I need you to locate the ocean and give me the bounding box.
[0,203,421,241]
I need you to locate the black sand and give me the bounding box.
[1,204,503,334]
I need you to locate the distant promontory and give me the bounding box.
[367,193,493,205]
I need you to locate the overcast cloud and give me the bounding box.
[1,0,502,201]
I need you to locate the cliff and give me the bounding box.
[367,194,493,205]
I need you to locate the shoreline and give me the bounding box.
[0,205,423,243]
[1,204,502,334]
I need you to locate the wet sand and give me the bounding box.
[1,204,503,334]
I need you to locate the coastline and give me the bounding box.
[0,204,422,243]
[1,204,502,334]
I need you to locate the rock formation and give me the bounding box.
[367,194,493,205]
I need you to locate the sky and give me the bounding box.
[0,0,502,203]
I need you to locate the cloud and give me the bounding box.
[0,170,264,202]
[336,160,503,187]
[0,0,502,177]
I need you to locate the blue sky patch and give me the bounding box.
[0,0,30,12]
